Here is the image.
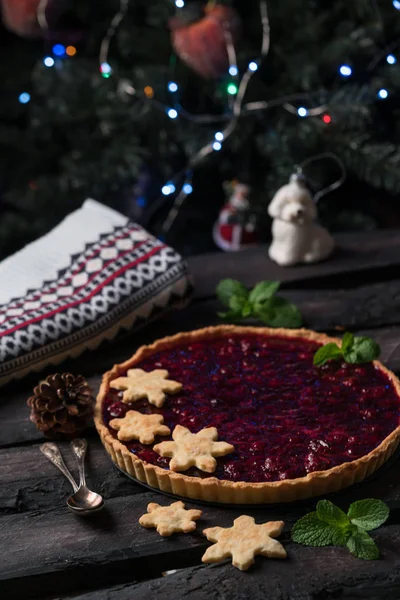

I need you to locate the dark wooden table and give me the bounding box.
[3,229,400,600]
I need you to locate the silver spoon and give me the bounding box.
[40,441,104,514]
[69,438,104,513]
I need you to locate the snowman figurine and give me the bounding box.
[213,183,259,252]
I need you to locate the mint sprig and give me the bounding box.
[292,498,389,560]
[313,332,380,366]
[216,279,302,328]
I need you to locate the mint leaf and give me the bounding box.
[216,278,303,327]
[291,512,337,546]
[216,279,248,308]
[316,499,350,528]
[332,528,348,546]
[341,332,354,354]
[229,294,248,313]
[343,336,381,364]
[346,530,379,560]
[313,343,343,366]
[348,499,389,531]
[255,296,302,328]
[241,301,252,318]
[249,281,280,306]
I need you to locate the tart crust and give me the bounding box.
[95,325,400,504]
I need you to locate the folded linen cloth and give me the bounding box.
[0,199,191,386]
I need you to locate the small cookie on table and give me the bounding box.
[139,501,202,537]
[202,515,287,571]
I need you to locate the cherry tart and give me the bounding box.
[95,326,400,504]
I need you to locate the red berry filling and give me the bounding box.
[103,334,399,482]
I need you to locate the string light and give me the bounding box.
[75,0,398,237]
[100,62,112,78]
[339,65,352,76]
[162,183,176,195]
[227,83,238,95]
[378,88,388,98]
[99,0,129,74]
[52,44,65,57]
[18,93,30,104]
[43,56,54,67]
[36,0,49,29]
[162,0,271,236]
[66,46,77,57]
[386,54,397,64]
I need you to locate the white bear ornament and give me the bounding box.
[268,177,334,267]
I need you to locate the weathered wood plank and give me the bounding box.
[3,478,400,600]
[0,439,143,513]
[0,493,205,600]
[62,525,400,600]
[188,229,400,299]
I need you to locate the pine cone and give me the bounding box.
[27,373,93,439]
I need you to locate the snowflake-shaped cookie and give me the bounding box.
[153,425,234,473]
[202,515,287,571]
[109,410,170,444]
[139,501,202,536]
[110,368,182,407]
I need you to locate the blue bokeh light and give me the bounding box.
[53,44,65,57]
[18,92,31,104]
[44,56,55,67]
[339,65,352,77]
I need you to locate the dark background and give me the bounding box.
[1,0,400,260]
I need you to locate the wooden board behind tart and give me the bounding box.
[94,325,400,504]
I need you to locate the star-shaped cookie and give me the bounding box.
[202,515,287,571]
[153,424,234,473]
[109,410,170,444]
[139,501,202,536]
[110,368,182,407]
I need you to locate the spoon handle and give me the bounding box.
[70,438,88,488]
[40,443,79,492]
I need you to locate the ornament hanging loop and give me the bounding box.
[294,152,346,204]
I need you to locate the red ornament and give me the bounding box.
[170,4,241,79]
[1,0,43,38]
[0,0,68,39]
